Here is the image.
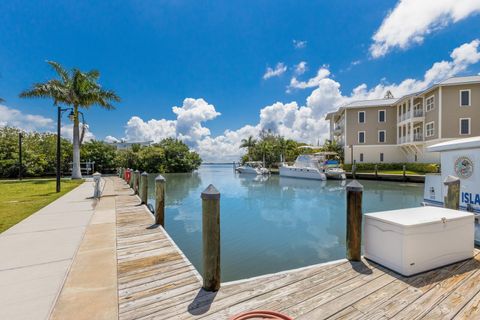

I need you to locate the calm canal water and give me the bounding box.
[146,164,424,281]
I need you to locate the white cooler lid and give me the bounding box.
[365,206,473,227]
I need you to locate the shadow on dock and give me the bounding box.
[187,289,218,315]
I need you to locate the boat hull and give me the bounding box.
[279,166,327,180]
[325,171,346,180]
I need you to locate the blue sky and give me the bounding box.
[1,1,480,160]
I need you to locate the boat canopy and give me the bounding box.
[294,155,321,169]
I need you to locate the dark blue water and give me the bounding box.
[147,164,424,281]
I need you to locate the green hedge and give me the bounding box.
[343,163,440,174]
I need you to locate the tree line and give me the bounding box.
[0,127,201,178]
[239,131,344,168]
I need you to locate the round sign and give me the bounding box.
[454,156,474,179]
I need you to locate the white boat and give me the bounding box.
[236,161,270,175]
[279,155,327,180]
[315,152,346,180]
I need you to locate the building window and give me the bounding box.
[360,153,364,162]
[358,111,365,123]
[426,122,435,137]
[378,110,386,122]
[380,153,384,162]
[460,118,471,135]
[460,90,471,107]
[358,131,365,144]
[378,130,386,143]
[426,95,435,112]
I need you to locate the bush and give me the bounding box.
[81,141,117,173]
[343,162,440,174]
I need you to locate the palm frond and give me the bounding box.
[0,97,4,103]
[46,61,70,84]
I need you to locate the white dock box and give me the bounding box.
[364,207,474,276]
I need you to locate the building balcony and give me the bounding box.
[398,134,424,144]
[398,110,424,124]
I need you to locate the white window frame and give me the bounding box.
[459,118,471,135]
[358,131,365,144]
[358,111,366,123]
[378,130,386,143]
[459,89,471,107]
[426,95,435,112]
[426,121,435,137]
[359,153,364,162]
[378,109,386,123]
[380,153,384,162]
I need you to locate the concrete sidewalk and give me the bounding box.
[0,180,97,320]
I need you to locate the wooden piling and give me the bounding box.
[374,164,378,178]
[134,170,140,195]
[403,165,406,181]
[444,175,460,210]
[129,169,134,188]
[201,184,221,291]
[155,175,166,226]
[346,180,363,261]
[140,172,148,205]
[352,164,356,179]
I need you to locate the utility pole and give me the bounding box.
[18,133,23,180]
[56,106,61,192]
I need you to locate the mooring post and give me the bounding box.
[130,170,136,191]
[140,172,148,204]
[444,175,460,210]
[346,180,363,261]
[155,175,166,226]
[374,164,378,178]
[123,168,127,181]
[352,164,356,179]
[403,165,406,181]
[119,167,123,179]
[134,170,140,195]
[201,184,221,291]
[129,169,134,188]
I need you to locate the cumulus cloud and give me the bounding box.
[288,67,331,91]
[370,0,480,58]
[293,39,307,49]
[61,123,96,142]
[263,63,287,80]
[104,135,120,143]
[112,39,480,162]
[294,61,308,75]
[0,104,54,130]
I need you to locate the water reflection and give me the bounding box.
[148,164,424,281]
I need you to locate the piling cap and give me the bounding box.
[92,172,101,177]
[444,175,460,185]
[155,175,166,182]
[346,180,364,192]
[141,171,148,176]
[201,184,220,200]
[134,169,140,173]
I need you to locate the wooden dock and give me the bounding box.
[113,177,480,319]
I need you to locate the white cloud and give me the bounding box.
[0,105,54,130]
[293,39,307,49]
[288,67,331,91]
[104,135,120,143]
[370,0,480,58]
[294,61,308,75]
[61,123,95,142]
[263,63,287,80]
[113,40,480,162]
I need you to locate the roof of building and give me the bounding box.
[427,136,480,152]
[439,75,480,86]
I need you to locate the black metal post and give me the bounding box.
[18,133,22,180]
[56,106,61,192]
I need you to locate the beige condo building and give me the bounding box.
[326,76,480,164]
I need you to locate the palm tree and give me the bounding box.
[20,61,120,179]
[240,135,257,160]
[0,97,4,103]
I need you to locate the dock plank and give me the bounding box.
[112,177,480,320]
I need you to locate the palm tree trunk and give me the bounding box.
[71,106,82,179]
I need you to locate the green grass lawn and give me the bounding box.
[0,179,84,233]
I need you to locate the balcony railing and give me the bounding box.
[399,134,424,144]
[398,109,424,122]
